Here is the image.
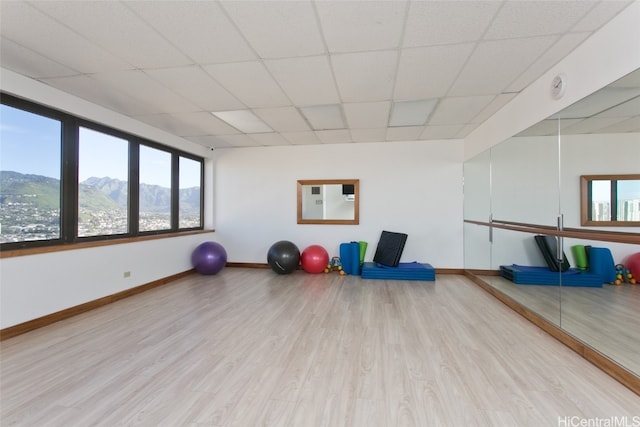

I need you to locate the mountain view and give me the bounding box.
[0,171,201,243]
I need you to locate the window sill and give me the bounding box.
[0,229,215,259]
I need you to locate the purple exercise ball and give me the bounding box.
[191,241,227,275]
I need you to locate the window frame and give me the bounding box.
[1,93,205,251]
[580,174,640,227]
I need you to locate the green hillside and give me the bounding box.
[0,171,61,209]
[1,171,200,213]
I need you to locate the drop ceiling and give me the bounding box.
[0,0,636,149]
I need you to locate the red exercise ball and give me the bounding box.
[625,252,640,281]
[301,245,329,274]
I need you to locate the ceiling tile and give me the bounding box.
[90,70,198,114]
[185,135,235,149]
[518,119,563,136]
[145,66,244,112]
[484,1,596,40]
[41,75,157,116]
[386,126,423,141]
[571,1,634,32]
[220,0,324,58]
[343,102,391,129]
[211,110,272,133]
[0,37,78,79]
[203,61,291,108]
[562,116,629,134]
[265,56,340,106]
[132,114,193,136]
[0,1,131,73]
[332,50,398,102]
[253,107,310,133]
[134,112,240,137]
[468,93,517,125]
[315,129,352,144]
[421,125,465,140]
[125,1,257,64]
[403,1,501,47]
[281,131,321,145]
[449,37,557,96]
[505,33,589,93]
[350,128,387,143]
[611,70,640,88]
[455,122,484,139]
[429,96,495,126]
[389,99,438,127]
[299,104,345,130]
[217,134,261,148]
[555,88,640,119]
[596,116,640,134]
[394,44,475,100]
[2,0,632,148]
[249,132,292,146]
[516,118,580,136]
[32,1,191,69]
[316,1,406,53]
[596,96,640,118]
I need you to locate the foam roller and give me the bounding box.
[571,245,588,271]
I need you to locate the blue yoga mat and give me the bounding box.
[361,262,435,281]
[500,265,603,287]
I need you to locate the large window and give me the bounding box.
[139,145,172,232]
[78,127,129,237]
[0,94,204,250]
[0,103,62,244]
[179,156,202,228]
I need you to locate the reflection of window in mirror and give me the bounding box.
[581,174,640,226]
[297,179,359,224]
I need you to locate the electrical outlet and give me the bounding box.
[123,271,131,278]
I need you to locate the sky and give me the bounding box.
[591,179,640,202]
[1,104,200,188]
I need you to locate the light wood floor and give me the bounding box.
[1,269,638,426]
[481,275,640,375]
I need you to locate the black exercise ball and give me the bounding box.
[267,240,300,274]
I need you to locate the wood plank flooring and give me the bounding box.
[481,275,640,375]
[1,269,638,426]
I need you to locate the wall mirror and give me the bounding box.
[297,179,359,225]
[463,67,640,385]
[580,174,640,226]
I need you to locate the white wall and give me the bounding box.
[212,140,464,268]
[0,233,215,328]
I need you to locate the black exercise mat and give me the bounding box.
[373,230,407,267]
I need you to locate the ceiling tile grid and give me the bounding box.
[0,0,635,149]
[125,1,258,64]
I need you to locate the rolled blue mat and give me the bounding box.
[340,242,360,275]
[589,247,616,282]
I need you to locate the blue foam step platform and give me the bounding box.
[361,262,435,281]
[500,265,603,287]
